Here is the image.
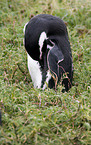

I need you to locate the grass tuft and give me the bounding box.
[0,0,91,144]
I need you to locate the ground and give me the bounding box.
[0,0,91,144]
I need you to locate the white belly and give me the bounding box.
[27,53,42,88]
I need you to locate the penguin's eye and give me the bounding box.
[42,39,55,53]
[46,39,55,50]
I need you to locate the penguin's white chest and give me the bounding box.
[27,53,42,88]
[27,53,52,89]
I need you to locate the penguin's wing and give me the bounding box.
[47,45,64,79]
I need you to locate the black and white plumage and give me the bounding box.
[24,14,73,91]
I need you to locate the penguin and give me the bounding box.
[23,14,73,91]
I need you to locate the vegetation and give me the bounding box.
[0,0,91,144]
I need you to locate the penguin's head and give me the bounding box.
[24,23,64,69]
[24,23,54,62]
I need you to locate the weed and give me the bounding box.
[0,0,91,144]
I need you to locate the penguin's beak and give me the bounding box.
[47,44,64,79]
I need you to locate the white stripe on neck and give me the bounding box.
[39,31,47,59]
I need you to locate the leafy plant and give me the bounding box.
[0,0,91,144]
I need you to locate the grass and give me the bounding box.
[0,0,91,144]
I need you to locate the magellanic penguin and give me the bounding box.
[23,14,73,91]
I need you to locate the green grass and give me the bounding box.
[0,0,91,144]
